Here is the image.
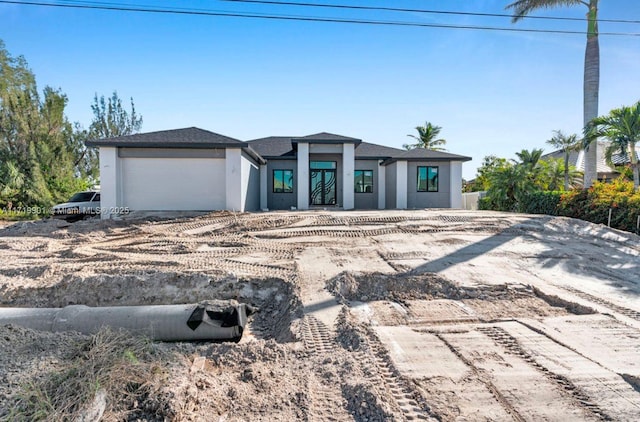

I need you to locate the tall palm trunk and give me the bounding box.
[583,0,600,188]
[564,152,570,191]
[630,143,640,188]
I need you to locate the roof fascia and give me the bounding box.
[85,141,249,148]
[381,156,472,165]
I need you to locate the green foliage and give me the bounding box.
[90,91,142,139]
[477,147,582,213]
[478,196,493,211]
[518,191,562,215]
[481,178,640,233]
[476,147,640,233]
[483,162,530,211]
[546,130,582,191]
[72,92,143,183]
[0,41,84,211]
[558,178,640,233]
[0,208,33,220]
[404,121,447,151]
[538,158,582,191]
[472,155,509,192]
[585,100,640,188]
[506,0,589,23]
[0,40,142,216]
[481,148,551,212]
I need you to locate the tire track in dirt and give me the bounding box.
[556,285,640,322]
[253,228,403,239]
[399,225,520,235]
[381,251,432,261]
[307,215,427,226]
[146,215,237,234]
[375,251,408,273]
[150,213,309,236]
[178,254,293,278]
[477,326,613,421]
[69,245,293,278]
[356,329,437,421]
[89,238,296,261]
[36,224,302,283]
[301,315,351,422]
[433,332,527,422]
[303,314,436,421]
[503,320,640,419]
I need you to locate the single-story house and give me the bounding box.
[541,141,640,182]
[86,127,471,218]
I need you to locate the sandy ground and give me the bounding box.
[0,210,639,421]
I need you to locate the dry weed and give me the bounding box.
[5,328,170,421]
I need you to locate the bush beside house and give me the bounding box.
[559,179,640,233]
[480,178,640,233]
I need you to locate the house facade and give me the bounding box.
[87,128,471,218]
[541,141,640,183]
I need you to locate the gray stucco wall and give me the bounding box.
[407,161,451,208]
[385,162,397,209]
[266,159,297,210]
[354,159,378,210]
[242,152,260,211]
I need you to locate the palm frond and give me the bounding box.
[547,130,581,151]
[506,0,587,22]
[406,121,447,151]
[588,101,640,177]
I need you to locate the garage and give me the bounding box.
[88,128,260,217]
[120,155,226,211]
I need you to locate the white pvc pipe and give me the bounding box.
[0,301,251,342]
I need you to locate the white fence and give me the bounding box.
[461,191,487,210]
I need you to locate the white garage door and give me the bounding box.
[121,157,226,210]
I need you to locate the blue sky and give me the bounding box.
[2,0,639,179]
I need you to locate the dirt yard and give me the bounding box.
[0,210,639,421]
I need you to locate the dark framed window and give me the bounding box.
[310,161,337,169]
[354,170,374,193]
[417,166,438,192]
[273,169,294,193]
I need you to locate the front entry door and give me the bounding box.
[310,169,336,205]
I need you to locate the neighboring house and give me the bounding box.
[87,127,471,218]
[541,141,640,182]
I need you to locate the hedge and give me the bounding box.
[518,191,563,215]
[558,179,640,233]
[480,179,640,234]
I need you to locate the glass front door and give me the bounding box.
[310,163,337,205]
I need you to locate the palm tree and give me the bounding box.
[515,147,545,186]
[507,0,600,188]
[541,158,565,191]
[585,101,640,188]
[546,130,581,191]
[404,122,447,151]
[515,148,543,169]
[539,158,583,190]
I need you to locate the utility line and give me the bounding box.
[219,0,640,25]
[2,0,639,36]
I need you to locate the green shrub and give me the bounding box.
[558,179,640,233]
[0,209,38,221]
[518,191,562,215]
[478,196,492,211]
[477,178,640,234]
[478,195,518,212]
